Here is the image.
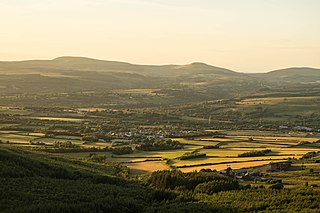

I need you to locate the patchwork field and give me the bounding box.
[0,130,83,146]
[124,132,318,174]
[179,160,287,173]
[10,130,316,175]
[236,96,320,105]
[125,161,170,175]
[30,116,84,122]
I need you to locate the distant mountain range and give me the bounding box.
[0,56,319,96]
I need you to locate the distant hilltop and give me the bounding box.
[1,56,319,74]
[0,56,319,96]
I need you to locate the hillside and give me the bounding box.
[0,57,252,98]
[0,57,239,76]
[1,144,320,213]
[262,67,320,84]
[0,57,319,104]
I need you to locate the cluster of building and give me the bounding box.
[219,161,291,181]
[110,128,191,139]
[279,125,320,132]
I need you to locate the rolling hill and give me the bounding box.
[0,57,319,100]
[262,67,320,83]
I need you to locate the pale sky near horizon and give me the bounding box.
[0,0,319,72]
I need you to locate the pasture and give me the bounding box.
[121,131,319,174]
[15,130,317,176]
[30,116,84,122]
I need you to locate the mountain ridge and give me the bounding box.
[0,56,319,96]
[1,56,319,75]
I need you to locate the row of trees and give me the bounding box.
[238,149,272,157]
[136,139,184,151]
[148,170,231,191]
[180,152,207,160]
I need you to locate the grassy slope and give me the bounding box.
[1,145,320,213]
[0,145,149,212]
[0,145,241,213]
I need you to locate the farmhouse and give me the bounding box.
[111,139,131,143]
[279,125,289,131]
[235,171,262,181]
[220,167,235,177]
[111,139,132,146]
[293,126,313,132]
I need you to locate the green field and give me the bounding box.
[2,128,318,175]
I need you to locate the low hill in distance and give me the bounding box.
[0,57,319,103]
[262,67,320,84]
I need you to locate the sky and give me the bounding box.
[0,0,319,72]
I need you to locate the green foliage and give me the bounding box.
[81,134,99,142]
[149,170,229,190]
[145,202,237,213]
[137,139,184,151]
[203,145,220,149]
[196,188,320,212]
[111,146,133,155]
[29,141,46,146]
[194,180,239,194]
[266,179,282,184]
[1,146,320,213]
[180,151,206,160]
[89,154,107,163]
[53,141,80,149]
[238,149,271,157]
[302,151,319,159]
[269,183,284,190]
[0,177,149,213]
[0,146,125,179]
[40,146,110,153]
[0,147,81,179]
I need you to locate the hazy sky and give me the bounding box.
[1,0,319,72]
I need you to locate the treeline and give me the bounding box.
[194,180,240,195]
[238,149,272,157]
[53,141,80,148]
[180,151,207,160]
[136,139,183,151]
[33,141,110,153]
[38,147,109,153]
[31,141,133,155]
[195,188,320,212]
[302,151,319,159]
[148,170,237,192]
[203,145,220,149]
[111,146,133,155]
